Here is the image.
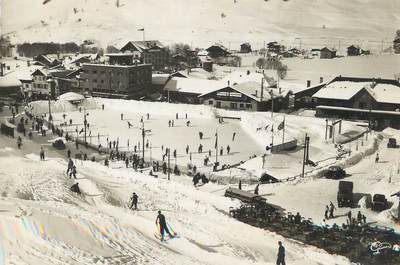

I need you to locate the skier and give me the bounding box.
[329,201,335,218]
[125,158,129,168]
[127,121,132,128]
[226,145,231,155]
[199,131,203,140]
[175,113,178,119]
[40,146,45,160]
[129,192,138,210]
[171,120,174,127]
[168,120,171,127]
[324,205,329,220]
[276,241,286,265]
[155,211,174,241]
[70,183,81,195]
[147,113,150,120]
[254,184,259,195]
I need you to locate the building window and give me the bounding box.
[230,103,237,109]
[208,100,213,105]
[246,104,251,109]
[216,101,221,108]
[239,103,244,108]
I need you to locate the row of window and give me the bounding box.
[208,100,252,110]
[33,83,48,89]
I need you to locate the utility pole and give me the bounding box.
[302,133,309,178]
[167,148,170,180]
[215,129,218,164]
[48,96,52,121]
[282,116,285,144]
[142,122,145,164]
[83,108,88,145]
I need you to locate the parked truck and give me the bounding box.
[337,181,353,207]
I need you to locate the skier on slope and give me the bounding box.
[129,192,138,210]
[155,210,174,241]
[70,183,81,195]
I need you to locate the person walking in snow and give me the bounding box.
[67,158,74,174]
[156,211,174,241]
[17,136,22,149]
[69,165,77,179]
[375,153,379,163]
[130,192,138,210]
[40,146,45,160]
[276,241,286,265]
[324,205,329,220]
[125,157,129,168]
[199,131,203,140]
[329,201,335,219]
[226,145,231,155]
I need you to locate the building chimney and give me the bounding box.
[320,77,323,83]
[307,80,311,87]
[227,80,230,86]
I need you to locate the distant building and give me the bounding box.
[0,75,22,98]
[52,69,81,95]
[347,45,361,56]
[198,81,285,112]
[206,44,231,58]
[320,47,336,59]
[240,43,252,53]
[31,69,57,99]
[311,48,321,57]
[198,56,213,72]
[312,76,400,128]
[120,40,168,70]
[33,54,62,68]
[80,63,152,99]
[267,42,285,54]
[394,36,400,54]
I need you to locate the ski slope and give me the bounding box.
[0,144,352,265]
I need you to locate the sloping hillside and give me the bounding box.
[1,0,399,49]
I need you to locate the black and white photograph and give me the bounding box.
[0,0,400,264]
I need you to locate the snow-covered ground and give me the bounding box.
[0,136,352,265]
[29,98,366,182]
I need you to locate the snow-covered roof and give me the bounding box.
[0,75,22,88]
[221,71,266,86]
[368,83,400,104]
[57,92,85,101]
[164,77,224,95]
[152,74,170,85]
[313,81,370,100]
[232,81,278,102]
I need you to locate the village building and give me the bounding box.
[198,81,286,112]
[312,76,400,128]
[240,43,252,53]
[33,54,62,68]
[80,63,152,99]
[163,77,223,104]
[0,75,22,99]
[347,45,361,56]
[52,69,82,95]
[320,47,336,59]
[267,42,285,54]
[206,44,231,58]
[31,69,57,99]
[120,40,168,70]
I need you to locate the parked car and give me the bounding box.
[387,138,398,148]
[324,166,346,179]
[371,194,388,211]
[337,181,353,207]
[52,138,66,150]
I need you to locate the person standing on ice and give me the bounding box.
[17,136,22,149]
[40,146,45,160]
[67,158,74,174]
[67,149,71,158]
[156,211,174,241]
[129,192,138,210]
[186,145,189,154]
[121,113,124,120]
[232,132,236,141]
[375,153,379,163]
[276,241,286,265]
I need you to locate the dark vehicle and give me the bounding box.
[387,138,398,148]
[324,166,346,179]
[337,181,353,207]
[52,139,66,150]
[372,194,388,211]
[259,173,279,184]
